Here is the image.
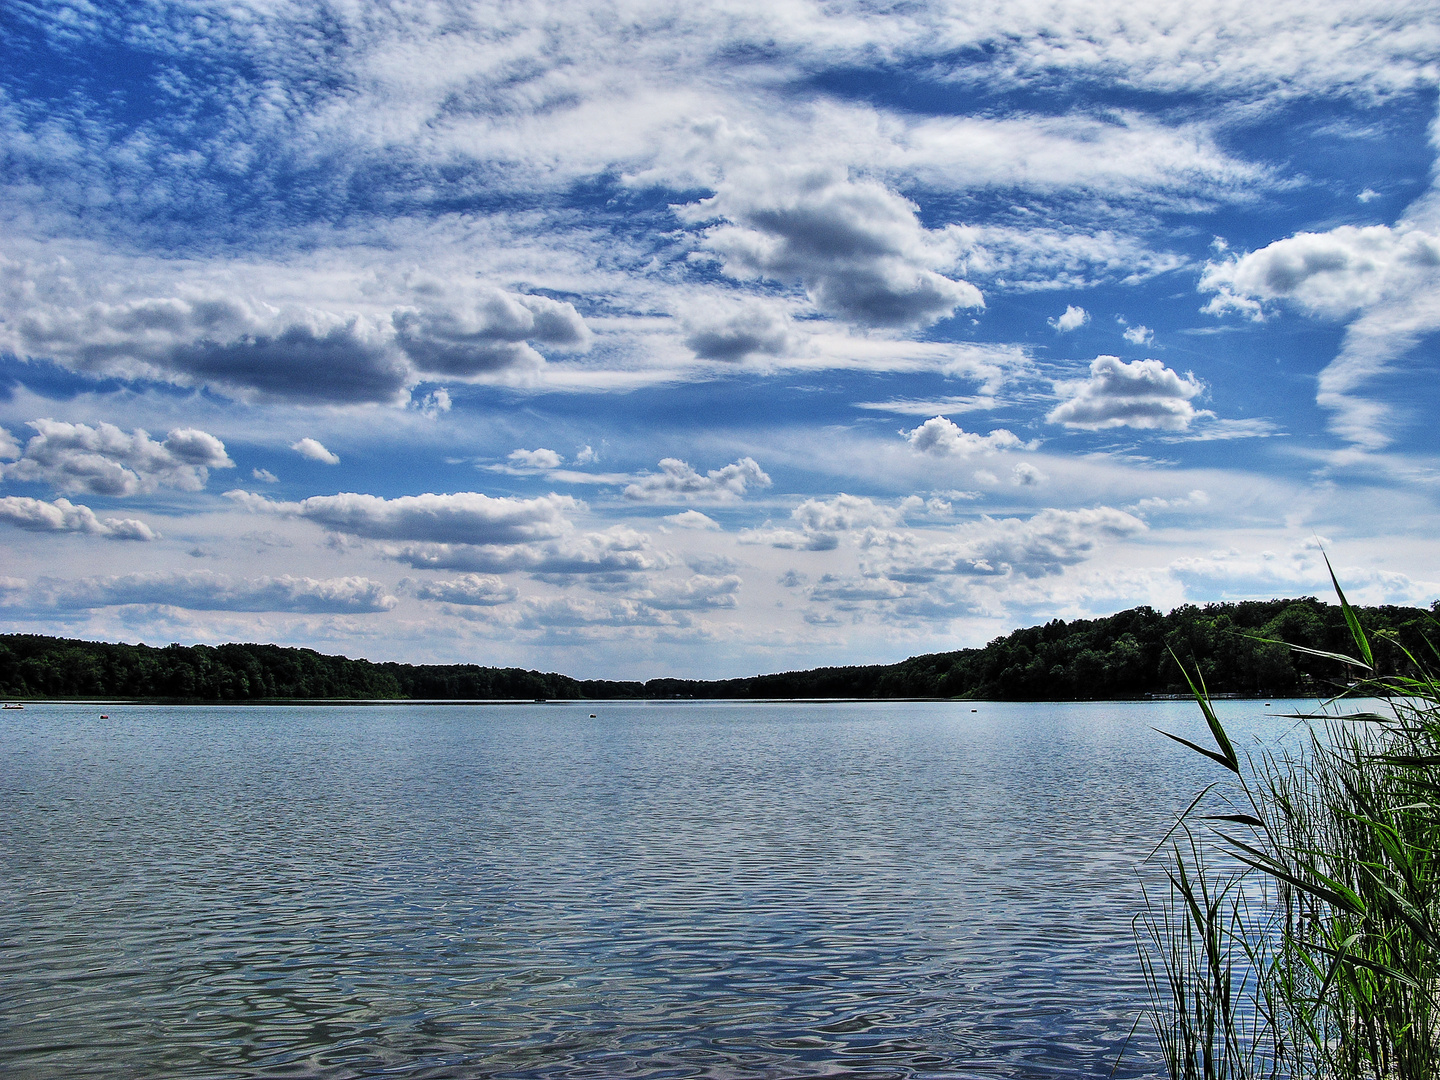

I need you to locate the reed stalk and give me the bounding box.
[1137,564,1440,1080]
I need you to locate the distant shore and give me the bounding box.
[5,595,1433,705]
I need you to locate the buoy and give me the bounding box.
[589,713,597,718]
[99,714,109,719]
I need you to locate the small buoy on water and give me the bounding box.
[99,714,109,719]
[590,713,597,718]
[971,708,978,712]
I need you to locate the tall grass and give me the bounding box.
[1138,566,1440,1080]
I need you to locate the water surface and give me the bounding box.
[0,699,1306,1078]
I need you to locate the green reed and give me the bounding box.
[1137,564,1439,1080]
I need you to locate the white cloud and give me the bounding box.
[292,438,340,465]
[390,526,667,579]
[808,574,910,603]
[416,388,452,417]
[1170,538,1440,607]
[951,223,1187,291]
[905,416,1026,456]
[1047,355,1205,430]
[1200,225,1440,319]
[856,395,998,416]
[252,468,280,483]
[410,573,518,606]
[665,510,721,530]
[0,496,158,540]
[510,595,677,631]
[1198,221,1440,449]
[641,574,743,610]
[738,525,840,551]
[393,286,590,377]
[792,494,905,532]
[508,447,564,470]
[624,457,771,503]
[1122,324,1154,345]
[740,494,912,551]
[862,506,1147,583]
[37,571,397,613]
[683,300,793,361]
[680,167,983,329]
[1199,223,1440,449]
[1012,462,1045,486]
[2,419,234,496]
[1171,418,1281,442]
[574,445,598,465]
[0,255,591,405]
[0,258,414,403]
[228,489,579,545]
[1129,490,1211,516]
[1049,304,1090,332]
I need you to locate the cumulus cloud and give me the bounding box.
[792,493,904,532]
[905,416,1026,456]
[1047,356,1205,430]
[37,571,397,613]
[292,438,340,464]
[1049,305,1090,332]
[683,301,793,361]
[1122,324,1154,345]
[2,419,234,495]
[227,489,579,545]
[252,468,279,483]
[0,268,413,403]
[393,288,590,377]
[1199,223,1440,449]
[170,319,411,404]
[1200,225,1440,319]
[410,573,518,606]
[0,496,158,540]
[0,258,590,404]
[624,457,771,503]
[680,167,983,329]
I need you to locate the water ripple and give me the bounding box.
[0,699,1300,1078]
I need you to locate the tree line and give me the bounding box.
[1,595,1435,702]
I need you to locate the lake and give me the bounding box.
[0,698,1311,1078]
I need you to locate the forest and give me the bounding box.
[1,595,1435,702]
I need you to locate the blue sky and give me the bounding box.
[2,1,1438,679]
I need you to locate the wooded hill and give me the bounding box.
[2,596,1435,702]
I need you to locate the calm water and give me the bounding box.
[0,699,1309,1078]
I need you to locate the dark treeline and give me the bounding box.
[652,597,1438,701]
[1,596,1435,702]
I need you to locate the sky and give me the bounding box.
[1,0,1439,680]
